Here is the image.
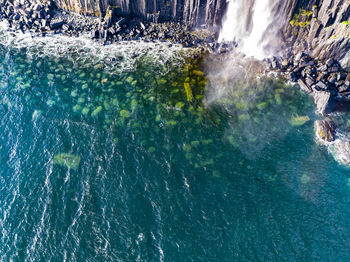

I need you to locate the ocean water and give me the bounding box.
[0,29,350,261]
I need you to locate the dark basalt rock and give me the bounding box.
[0,0,218,51]
[50,18,64,29]
[52,0,227,28]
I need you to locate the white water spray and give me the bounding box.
[218,0,281,59]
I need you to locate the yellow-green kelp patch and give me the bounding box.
[53,153,81,170]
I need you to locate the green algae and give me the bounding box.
[77,98,85,104]
[176,102,185,109]
[53,153,81,170]
[184,83,193,101]
[91,106,103,117]
[257,102,268,110]
[120,110,131,118]
[125,76,134,84]
[158,79,167,85]
[290,115,310,126]
[82,107,90,116]
[166,120,177,126]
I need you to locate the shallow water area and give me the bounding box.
[0,26,350,261]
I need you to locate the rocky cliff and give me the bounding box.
[283,0,350,70]
[53,0,226,27]
[51,0,349,68]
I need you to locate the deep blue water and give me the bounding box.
[0,33,350,261]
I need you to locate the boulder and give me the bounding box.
[315,120,336,142]
[337,84,349,93]
[50,19,64,29]
[315,80,328,90]
[317,64,328,72]
[298,79,312,93]
[313,90,335,115]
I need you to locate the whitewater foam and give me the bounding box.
[0,20,193,74]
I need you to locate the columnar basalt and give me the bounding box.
[53,0,227,27]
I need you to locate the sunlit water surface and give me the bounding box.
[0,31,350,261]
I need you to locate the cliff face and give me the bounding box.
[52,0,350,67]
[283,0,350,69]
[53,0,226,27]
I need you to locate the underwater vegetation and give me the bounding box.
[53,153,81,170]
[0,43,315,175]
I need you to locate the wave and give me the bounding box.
[0,20,194,74]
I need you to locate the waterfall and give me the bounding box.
[218,0,281,59]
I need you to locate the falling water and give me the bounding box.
[218,0,281,59]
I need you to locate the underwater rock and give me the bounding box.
[290,115,310,126]
[53,153,80,170]
[91,106,103,117]
[300,173,311,184]
[82,107,90,115]
[184,82,193,101]
[315,120,336,143]
[257,102,268,110]
[120,110,131,118]
[73,104,83,113]
[176,102,185,109]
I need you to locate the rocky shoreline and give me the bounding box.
[0,0,220,50]
[265,53,350,165]
[1,0,350,165]
[265,52,350,116]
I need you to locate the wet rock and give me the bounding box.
[315,80,328,90]
[50,19,65,29]
[299,60,315,68]
[298,79,312,93]
[313,90,335,115]
[328,66,340,73]
[317,64,328,72]
[337,84,349,93]
[290,67,303,82]
[327,59,337,68]
[332,140,350,166]
[338,72,347,81]
[294,52,306,63]
[62,24,70,31]
[281,59,290,69]
[270,56,280,70]
[315,120,336,142]
[335,80,345,88]
[345,73,350,80]
[305,76,315,87]
[312,5,318,18]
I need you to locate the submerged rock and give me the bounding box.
[53,153,80,169]
[290,115,310,126]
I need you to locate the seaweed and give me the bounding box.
[53,153,81,170]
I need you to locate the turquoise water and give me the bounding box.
[0,32,350,261]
